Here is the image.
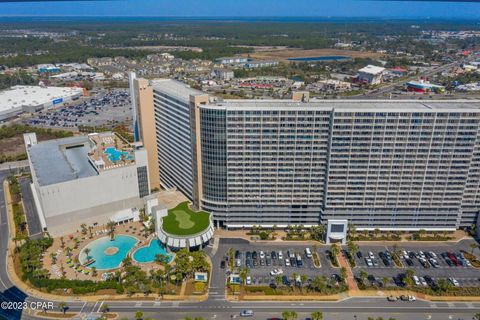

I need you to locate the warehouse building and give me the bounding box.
[24,131,150,236]
[132,78,480,231]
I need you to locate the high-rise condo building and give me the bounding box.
[132,78,480,231]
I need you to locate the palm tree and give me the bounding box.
[65,246,72,258]
[282,310,298,320]
[81,223,88,235]
[330,243,340,265]
[50,252,57,264]
[58,302,68,315]
[100,303,109,314]
[382,276,390,288]
[107,221,116,240]
[135,311,144,320]
[92,267,98,277]
[275,275,282,288]
[359,270,368,285]
[60,236,65,249]
[340,267,347,283]
[84,247,91,261]
[311,311,323,320]
[239,268,250,285]
[347,240,359,260]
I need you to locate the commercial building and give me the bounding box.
[0,85,84,121]
[133,78,480,231]
[24,131,150,236]
[215,57,249,65]
[355,65,385,85]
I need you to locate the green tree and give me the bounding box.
[311,311,323,320]
[282,310,298,320]
[239,267,250,285]
[80,223,88,235]
[100,303,109,313]
[135,311,144,320]
[84,247,91,261]
[107,221,116,240]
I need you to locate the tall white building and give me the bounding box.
[24,132,150,236]
[134,78,480,231]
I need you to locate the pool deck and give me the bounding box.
[43,221,168,282]
[88,132,135,171]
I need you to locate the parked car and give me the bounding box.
[246,276,252,285]
[449,277,460,287]
[387,295,397,301]
[240,310,254,317]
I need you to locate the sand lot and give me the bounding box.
[242,48,384,61]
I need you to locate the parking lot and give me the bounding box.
[25,89,132,129]
[215,240,340,287]
[351,240,480,288]
[213,239,479,291]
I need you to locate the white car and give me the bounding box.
[413,275,421,286]
[368,251,375,259]
[246,276,251,285]
[449,277,460,287]
[429,251,437,259]
[408,295,416,301]
[420,277,427,286]
[285,258,291,266]
[259,251,265,259]
[365,258,373,267]
[270,268,284,276]
[278,251,283,260]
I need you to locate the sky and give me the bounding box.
[0,0,479,18]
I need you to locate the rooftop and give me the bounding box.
[151,79,204,103]
[161,202,211,236]
[358,65,386,75]
[28,132,135,186]
[0,85,83,113]
[209,99,480,112]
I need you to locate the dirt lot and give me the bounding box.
[242,48,384,61]
[0,132,72,158]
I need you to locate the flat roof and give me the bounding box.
[358,65,385,75]
[207,99,480,112]
[151,79,205,103]
[29,136,97,186]
[28,132,135,186]
[0,85,83,113]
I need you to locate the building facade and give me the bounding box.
[135,79,480,231]
[25,132,150,236]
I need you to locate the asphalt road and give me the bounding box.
[18,177,42,240]
[1,169,480,320]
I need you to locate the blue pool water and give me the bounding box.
[287,55,350,62]
[79,235,138,270]
[104,147,134,162]
[133,239,173,263]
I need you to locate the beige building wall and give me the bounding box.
[189,94,209,209]
[134,78,161,190]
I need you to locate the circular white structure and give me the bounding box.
[157,216,215,250]
[153,203,215,250]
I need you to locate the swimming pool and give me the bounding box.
[133,239,173,263]
[287,55,350,62]
[79,235,138,270]
[104,147,134,162]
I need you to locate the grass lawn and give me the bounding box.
[162,202,211,236]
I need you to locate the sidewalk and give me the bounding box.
[337,252,358,290]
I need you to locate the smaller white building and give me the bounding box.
[326,220,348,244]
[356,65,385,85]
